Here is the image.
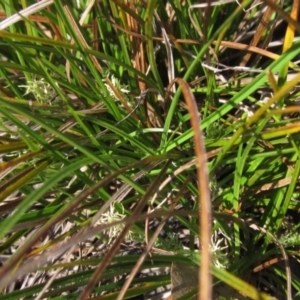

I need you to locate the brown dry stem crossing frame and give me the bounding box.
[78,162,172,300]
[168,78,212,300]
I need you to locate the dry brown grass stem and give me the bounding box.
[168,78,212,300]
[78,162,171,299]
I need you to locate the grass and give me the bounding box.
[0,0,300,299]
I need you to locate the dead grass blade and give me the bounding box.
[78,162,172,300]
[168,78,212,300]
[240,1,275,67]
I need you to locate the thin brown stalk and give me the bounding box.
[261,0,300,33]
[78,162,171,300]
[240,1,275,67]
[116,216,169,300]
[168,78,212,300]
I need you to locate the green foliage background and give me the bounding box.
[0,0,300,299]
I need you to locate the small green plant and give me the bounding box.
[19,77,58,104]
[97,203,132,245]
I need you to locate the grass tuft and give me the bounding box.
[0,0,300,299]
